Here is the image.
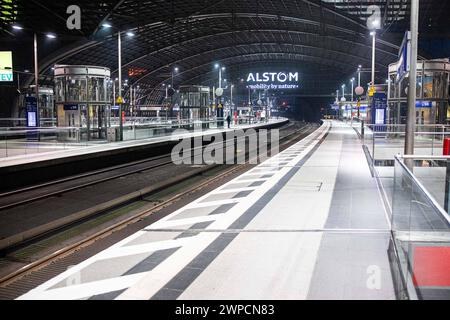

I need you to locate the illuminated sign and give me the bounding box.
[396,31,411,84]
[128,67,147,77]
[246,72,299,90]
[63,104,79,111]
[0,51,13,82]
[25,97,38,127]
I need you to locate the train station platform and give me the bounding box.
[0,119,288,191]
[18,120,396,300]
[0,119,286,169]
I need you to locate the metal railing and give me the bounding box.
[0,127,88,158]
[391,155,450,300]
[0,118,57,128]
[359,124,450,165]
[0,117,284,158]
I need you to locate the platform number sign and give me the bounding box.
[0,51,13,82]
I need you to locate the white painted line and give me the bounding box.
[19,273,146,300]
[240,172,275,177]
[183,199,241,209]
[147,214,224,230]
[116,232,221,300]
[96,238,191,260]
[212,187,258,194]
[234,178,269,183]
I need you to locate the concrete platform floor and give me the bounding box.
[18,120,396,300]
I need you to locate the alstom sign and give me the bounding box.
[246,72,299,90]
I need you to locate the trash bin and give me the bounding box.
[444,138,450,156]
[107,127,117,142]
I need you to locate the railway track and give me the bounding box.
[0,122,317,298]
[0,121,301,211]
[0,122,309,253]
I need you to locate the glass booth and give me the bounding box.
[388,59,450,125]
[179,85,211,129]
[54,65,111,141]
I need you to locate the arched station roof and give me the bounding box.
[1,0,448,105]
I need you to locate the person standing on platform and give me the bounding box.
[226,114,231,128]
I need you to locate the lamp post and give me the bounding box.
[370,31,376,96]
[249,88,253,123]
[367,7,381,125]
[117,31,124,140]
[358,65,362,87]
[170,67,179,119]
[11,26,57,128]
[342,84,346,120]
[112,79,116,106]
[215,64,225,89]
[386,79,391,102]
[162,84,168,120]
[214,64,225,126]
[172,67,179,87]
[350,78,355,124]
[101,23,135,140]
[33,33,39,126]
[212,85,216,109]
[231,84,234,122]
[163,84,168,100]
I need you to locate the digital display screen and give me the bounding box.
[27,112,37,127]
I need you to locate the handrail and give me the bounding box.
[402,155,450,160]
[365,124,450,128]
[394,154,450,226]
[367,131,450,135]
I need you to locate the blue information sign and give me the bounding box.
[416,101,432,108]
[63,104,79,111]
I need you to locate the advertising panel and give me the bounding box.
[246,72,299,90]
[0,51,13,82]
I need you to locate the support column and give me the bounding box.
[118,31,124,141]
[404,0,419,161]
[34,33,40,127]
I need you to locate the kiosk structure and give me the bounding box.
[54,65,112,141]
[388,59,450,125]
[178,85,211,128]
